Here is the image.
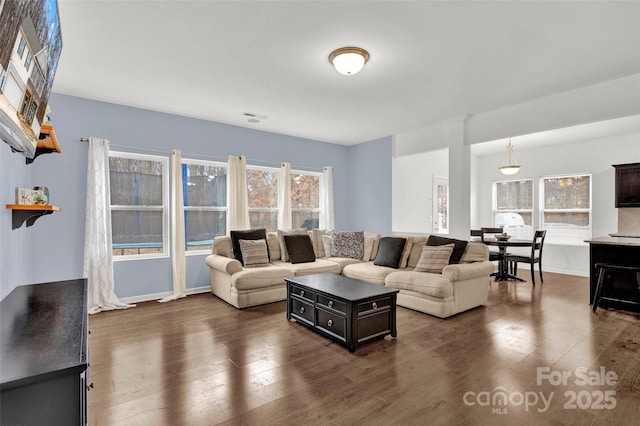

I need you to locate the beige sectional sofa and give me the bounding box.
[204,231,494,318]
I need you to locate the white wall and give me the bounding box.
[392,148,448,234]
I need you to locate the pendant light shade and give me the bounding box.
[499,139,521,175]
[329,47,370,75]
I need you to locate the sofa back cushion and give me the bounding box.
[266,232,281,261]
[284,234,316,264]
[310,229,332,257]
[230,228,267,265]
[212,236,233,258]
[407,236,427,268]
[460,241,489,262]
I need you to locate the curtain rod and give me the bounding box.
[79,138,325,172]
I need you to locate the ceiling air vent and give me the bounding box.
[242,112,268,123]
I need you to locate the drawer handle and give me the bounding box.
[372,302,378,309]
[328,300,334,308]
[300,290,305,297]
[300,307,305,314]
[327,319,333,327]
[87,382,94,391]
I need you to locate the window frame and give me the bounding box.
[492,178,534,228]
[290,168,322,229]
[182,157,228,254]
[109,151,169,261]
[539,173,592,244]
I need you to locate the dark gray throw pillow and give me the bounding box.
[284,234,316,264]
[230,228,267,265]
[426,235,468,264]
[373,237,407,269]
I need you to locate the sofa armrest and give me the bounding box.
[205,254,243,275]
[442,261,495,282]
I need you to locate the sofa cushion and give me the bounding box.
[342,262,396,285]
[399,237,414,268]
[374,237,407,268]
[364,232,381,261]
[331,230,364,259]
[407,236,427,268]
[426,235,468,264]
[385,271,454,299]
[277,229,308,262]
[266,232,281,261]
[284,234,316,264]
[311,229,331,257]
[415,244,455,273]
[238,239,270,268]
[271,259,342,275]
[231,266,295,290]
[230,228,267,265]
[212,236,233,258]
[459,241,490,263]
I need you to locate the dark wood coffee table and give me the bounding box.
[286,273,399,352]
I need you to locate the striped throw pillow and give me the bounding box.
[238,239,270,268]
[414,243,455,273]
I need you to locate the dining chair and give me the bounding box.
[506,230,547,285]
[480,227,504,262]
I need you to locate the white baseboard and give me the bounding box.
[120,285,210,304]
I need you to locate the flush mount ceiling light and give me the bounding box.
[328,47,370,75]
[499,139,521,175]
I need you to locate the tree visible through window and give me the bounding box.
[247,166,278,230]
[109,153,167,257]
[291,172,320,229]
[493,179,534,226]
[542,175,591,228]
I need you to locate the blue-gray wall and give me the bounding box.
[0,93,392,300]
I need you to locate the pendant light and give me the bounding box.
[499,139,521,175]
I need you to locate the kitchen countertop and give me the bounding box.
[584,236,640,246]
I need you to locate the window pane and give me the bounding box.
[184,163,226,207]
[544,212,590,227]
[293,211,319,229]
[248,169,278,208]
[249,211,277,231]
[544,176,590,209]
[185,210,226,251]
[111,210,163,255]
[291,174,319,209]
[495,180,533,210]
[110,158,164,205]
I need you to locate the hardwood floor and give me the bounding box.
[88,272,640,425]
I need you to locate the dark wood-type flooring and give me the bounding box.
[88,272,640,425]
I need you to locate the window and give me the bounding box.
[16,36,26,58]
[182,159,227,252]
[24,51,32,71]
[540,174,591,242]
[19,90,32,118]
[109,152,168,258]
[433,177,449,234]
[247,166,279,231]
[493,179,534,239]
[291,170,321,229]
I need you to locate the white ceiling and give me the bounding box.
[52,1,640,146]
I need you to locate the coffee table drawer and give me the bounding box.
[317,295,347,314]
[358,310,392,341]
[317,308,346,340]
[290,285,315,302]
[291,298,314,324]
[358,297,392,314]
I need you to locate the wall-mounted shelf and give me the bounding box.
[26,125,62,164]
[6,204,61,229]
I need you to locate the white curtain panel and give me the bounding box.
[83,138,135,314]
[227,155,250,231]
[160,149,186,303]
[278,162,292,229]
[320,166,335,230]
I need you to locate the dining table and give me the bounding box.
[480,237,533,281]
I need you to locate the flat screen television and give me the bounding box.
[0,0,62,159]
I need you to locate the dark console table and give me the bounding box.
[286,274,398,352]
[585,237,640,312]
[1,279,89,425]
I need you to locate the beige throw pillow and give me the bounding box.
[414,243,455,273]
[399,237,414,268]
[238,239,270,268]
[322,235,332,257]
